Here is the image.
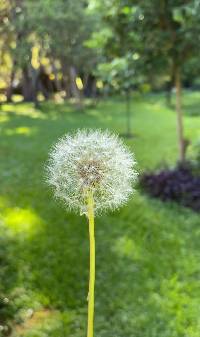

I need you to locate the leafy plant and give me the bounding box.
[140,162,200,212]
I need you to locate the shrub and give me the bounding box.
[140,162,200,212]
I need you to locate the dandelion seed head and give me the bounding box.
[46,129,138,214]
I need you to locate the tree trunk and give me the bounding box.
[91,79,97,99]
[69,66,83,108]
[175,67,185,162]
[30,66,40,107]
[38,66,52,101]
[125,90,132,137]
[22,66,33,101]
[22,65,40,107]
[6,60,17,102]
[60,62,70,98]
[83,74,97,98]
[51,60,62,92]
[166,66,175,108]
[165,80,173,107]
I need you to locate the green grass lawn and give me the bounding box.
[0,93,200,337]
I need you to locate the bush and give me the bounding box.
[140,162,200,212]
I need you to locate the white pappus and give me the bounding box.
[46,129,138,214]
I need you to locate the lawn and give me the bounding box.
[0,92,200,337]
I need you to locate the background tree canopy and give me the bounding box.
[1,0,200,160]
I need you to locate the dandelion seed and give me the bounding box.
[46,129,137,215]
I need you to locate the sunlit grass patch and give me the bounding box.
[0,114,10,123]
[1,103,47,119]
[113,236,141,260]
[4,126,35,136]
[14,309,73,336]
[3,207,43,236]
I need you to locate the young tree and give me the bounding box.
[97,56,137,137]
[87,1,142,136]
[126,0,200,162]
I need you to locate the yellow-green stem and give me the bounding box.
[87,190,95,337]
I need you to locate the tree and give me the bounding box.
[87,1,143,136]
[89,0,200,162]
[0,0,99,104]
[125,0,200,162]
[25,0,98,102]
[97,56,138,137]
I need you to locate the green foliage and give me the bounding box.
[0,0,99,92]
[25,0,97,70]
[89,0,200,91]
[97,57,134,92]
[1,0,200,99]
[0,93,200,336]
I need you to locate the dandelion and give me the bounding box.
[46,129,137,337]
